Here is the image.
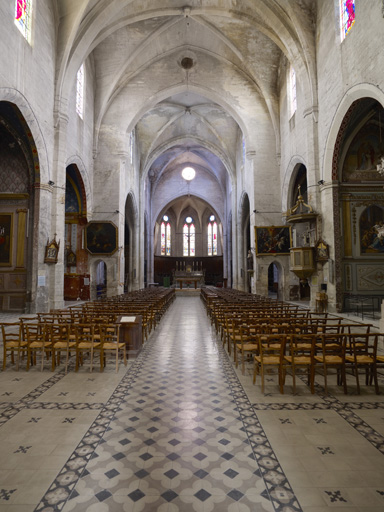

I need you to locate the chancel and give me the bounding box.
[173,259,205,289]
[1,1,384,511]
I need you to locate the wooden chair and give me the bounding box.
[253,334,288,394]
[99,324,127,373]
[48,323,76,373]
[73,324,102,372]
[25,323,52,371]
[344,333,379,394]
[284,334,315,393]
[312,333,347,394]
[234,324,258,375]
[1,322,26,370]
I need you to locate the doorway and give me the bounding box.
[268,263,279,298]
[96,261,107,299]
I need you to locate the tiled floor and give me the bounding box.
[0,296,383,511]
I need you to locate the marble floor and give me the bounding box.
[0,296,383,512]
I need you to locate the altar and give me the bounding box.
[172,261,205,289]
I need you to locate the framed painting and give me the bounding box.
[0,213,13,266]
[44,236,60,264]
[255,226,292,255]
[85,221,118,255]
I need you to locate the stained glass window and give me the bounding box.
[161,217,171,255]
[208,216,217,256]
[166,222,171,255]
[190,223,195,256]
[183,223,189,256]
[340,0,355,40]
[76,64,84,119]
[15,0,32,43]
[212,222,217,255]
[161,222,166,255]
[208,223,212,255]
[183,218,195,256]
[290,66,297,117]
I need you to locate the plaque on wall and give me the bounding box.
[85,221,118,255]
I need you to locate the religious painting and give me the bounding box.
[315,239,329,262]
[360,205,384,254]
[44,236,60,264]
[0,213,13,266]
[342,123,382,182]
[85,221,118,255]
[255,226,292,256]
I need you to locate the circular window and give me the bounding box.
[182,167,196,181]
[163,215,169,222]
[185,216,193,224]
[181,57,194,70]
[209,215,215,222]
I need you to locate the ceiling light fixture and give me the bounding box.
[182,166,195,181]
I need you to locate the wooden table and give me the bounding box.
[175,277,201,289]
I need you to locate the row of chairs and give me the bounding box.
[1,321,127,373]
[1,287,175,372]
[201,287,383,394]
[244,330,383,395]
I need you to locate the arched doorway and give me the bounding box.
[0,102,37,312]
[64,164,89,301]
[332,98,384,311]
[124,192,138,292]
[96,261,107,299]
[240,193,251,292]
[268,262,279,298]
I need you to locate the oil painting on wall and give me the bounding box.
[255,226,292,255]
[360,205,384,254]
[0,213,13,266]
[85,221,118,255]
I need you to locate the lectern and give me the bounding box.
[117,315,143,358]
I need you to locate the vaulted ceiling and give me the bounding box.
[55,0,317,221]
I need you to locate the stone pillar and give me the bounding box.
[48,104,69,310]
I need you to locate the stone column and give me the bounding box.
[48,104,69,310]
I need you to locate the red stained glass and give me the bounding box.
[16,0,26,20]
[340,0,355,39]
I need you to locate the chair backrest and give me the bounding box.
[346,333,378,358]
[258,334,287,359]
[318,333,346,357]
[1,322,22,343]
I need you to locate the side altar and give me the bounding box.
[172,261,205,289]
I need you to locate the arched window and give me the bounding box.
[207,215,217,256]
[161,215,171,255]
[289,65,297,118]
[340,0,355,41]
[76,64,85,119]
[15,0,32,43]
[183,216,195,256]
